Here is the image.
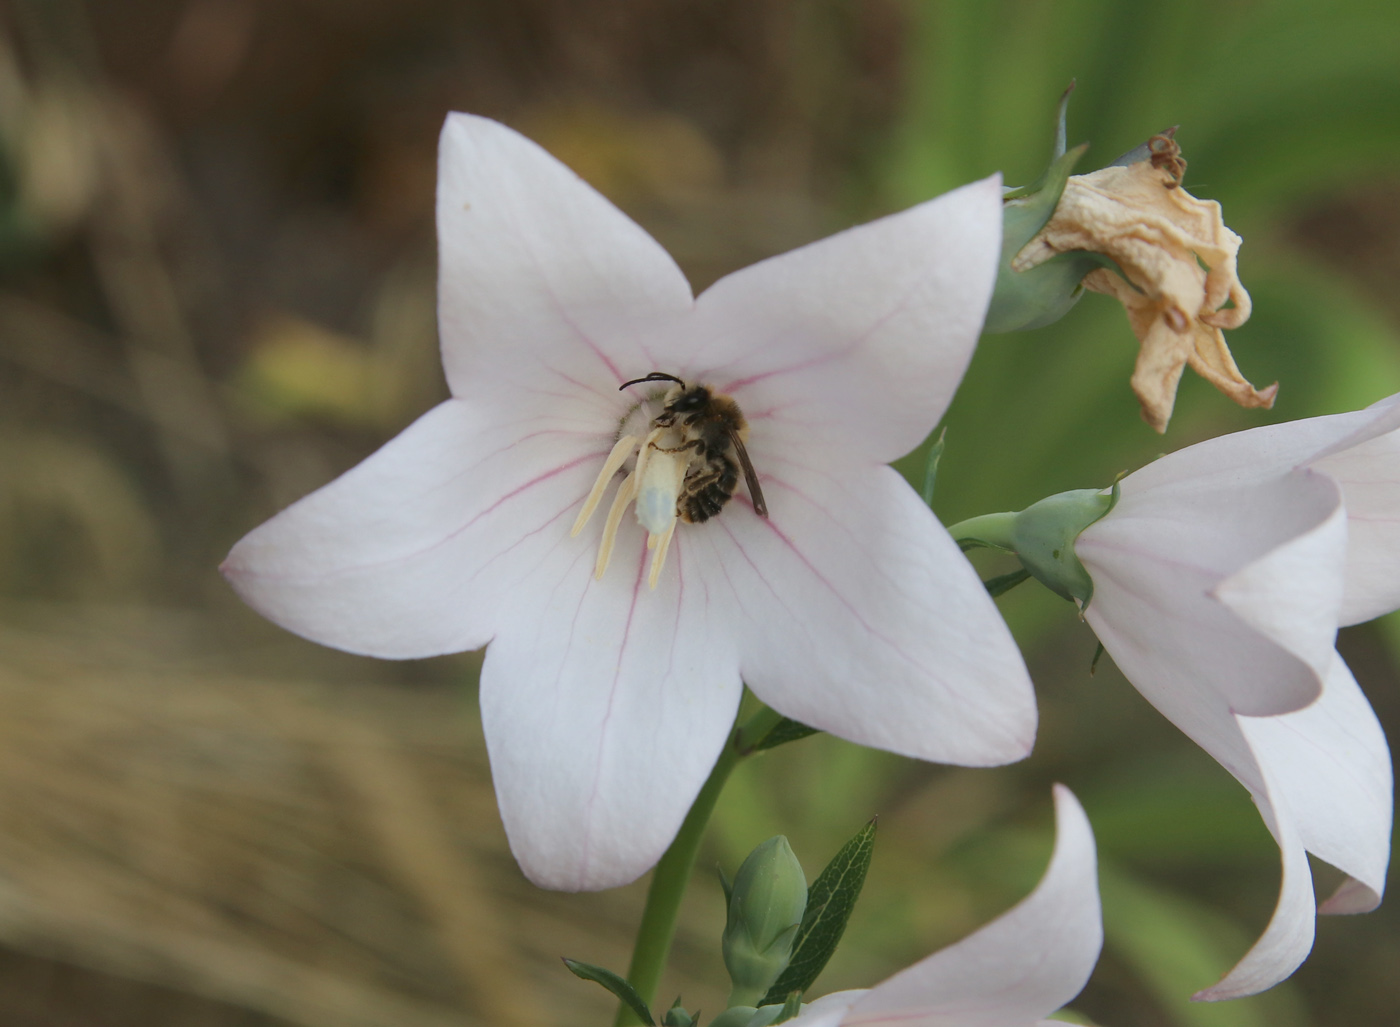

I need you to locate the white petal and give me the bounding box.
[1307,411,1400,625]
[1192,800,1316,1002]
[787,991,866,1027]
[1113,406,1372,500]
[223,400,603,658]
[481,516,743,890]
[1242,655,1391,917]
[1211,471,1348,692]
[837,785,1100,1027]
[435,114,695,420]
[1096,395,1400,627]
[1195,656,1390,1000]
[692,462,1035,767]
[1079,469,1345,722]
[684,175,1002,466]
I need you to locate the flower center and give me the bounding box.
[570,379,761,589]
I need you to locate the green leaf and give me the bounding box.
[984,567,1032,598]
[921,427,946,506]
[759,819,877,1004]
[750,717,822,752]
[562,959,655,1025]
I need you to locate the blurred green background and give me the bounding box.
[1,1,1399,1024]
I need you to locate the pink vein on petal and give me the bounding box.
[729,492,925,676]
[230,451,603,583]
[505,196,633,385]
[718,287,913,395]
[576,537,651,884]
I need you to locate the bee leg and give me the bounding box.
[654,438,705,456]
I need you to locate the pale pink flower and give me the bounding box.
[223,114,1036,891]
[789,785,1100,1027]
[1077,394,1399,998]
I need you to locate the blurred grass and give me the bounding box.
[0,0,1399,1024]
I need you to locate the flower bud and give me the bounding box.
[722,836,808,1008]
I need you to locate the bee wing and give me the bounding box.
[728,429,768,518]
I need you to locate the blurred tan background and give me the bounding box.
[2,1,1400,1025]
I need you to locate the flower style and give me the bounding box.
[222,114,1037,891]
[1076,393,1400,998]
[784,785,1101,1027]
[1012,138,1276,432]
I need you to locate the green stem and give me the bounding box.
[615,703,785,1027]
[944,510,1019,552]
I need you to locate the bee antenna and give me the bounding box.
[619,372,685,391]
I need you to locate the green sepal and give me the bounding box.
[1011,480,1120,608]
[921,427,947,507]
[563,958,654,1025]
[759,819,877,1005]
[750,717,822,752]
[983,567,1033,598]
[772,992,804,1024]
[1090,640,1107,676]
[662,998,696,1027]
[987,82,1132,334]
[985,80,1095,334]
[1002,81,1078,200]
[718,864,734,905]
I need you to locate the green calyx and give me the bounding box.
[949,481,1120,609]
[984,82,1121,334]
[722,836,808,1009]
[1011,485,1118,607]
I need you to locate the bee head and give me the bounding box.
[666,384,710,413]
[620,371,696,411]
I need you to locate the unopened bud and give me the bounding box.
[722,836,808,1008]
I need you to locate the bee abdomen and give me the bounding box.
[677,462,740,524]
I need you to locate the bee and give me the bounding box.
[619,372,768,523]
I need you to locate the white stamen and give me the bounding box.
[580,422,689,585]
[594,468,639,580]
[572,434,640,537]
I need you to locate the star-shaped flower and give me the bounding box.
[1076,395,1399,997]
[222,114,1036,891]
[783,785,1100,1027]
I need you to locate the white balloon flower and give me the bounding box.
[223,113,1037,891]
[1077,394,1400,999]
[783,785,1100,1027]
